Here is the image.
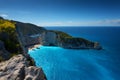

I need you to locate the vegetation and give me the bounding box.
[49,30,72,39]
[0,19,22,58]
[64,38,94,46]
[49,30,94,46]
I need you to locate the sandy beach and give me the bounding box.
[28,44,41,50]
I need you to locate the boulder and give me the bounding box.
[0,54,46,80]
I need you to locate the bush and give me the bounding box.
[0,19,22,56]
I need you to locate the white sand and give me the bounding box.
[28,44,41,50]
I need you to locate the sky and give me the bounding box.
[0,0,120,26]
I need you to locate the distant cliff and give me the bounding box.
[14,22,102,50]
[41,30,102,50]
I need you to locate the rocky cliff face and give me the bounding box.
[14,20,102,50]
[41,31,58,46]
[41,30,102,50]
[0,54,46,80]
[0,17,47,80]
[15,21,46,53]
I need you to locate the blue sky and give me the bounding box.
[0,0,120,26]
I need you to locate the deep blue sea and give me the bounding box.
[28,27,120,80]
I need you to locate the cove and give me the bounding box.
[28,46,114,80]
[28,27,120,80]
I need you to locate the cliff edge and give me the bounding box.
[0,54,46,80]
[0,17,47,80]
[41,30,102,50]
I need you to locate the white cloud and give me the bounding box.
[0,14,8,18]
[104,19,120,24]
[39,19,120,26]
[39,21,83,26]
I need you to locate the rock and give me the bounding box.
[0,54,46,80]
[15,20,102,50]
[25,66,46,80]
[94,42,102,50]
[41,31,58,46]
[40,30,102,50]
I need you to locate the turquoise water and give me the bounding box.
[28,27,120,80]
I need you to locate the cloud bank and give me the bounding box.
[0,14,8,18]
[39,19,120,26]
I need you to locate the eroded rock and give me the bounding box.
[0,54,46,80]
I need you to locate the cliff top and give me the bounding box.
[15,21,46,35]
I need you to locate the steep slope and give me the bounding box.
[42,30,102,50]
[0,19,22,60]
[15,21,46,35]
[0,54,46,80]
[15,21,47,53]
[0,17,47,80]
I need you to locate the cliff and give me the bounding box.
[41,30,102,50]
[0,17,47,80]
[14,20,102,50]
[0,54,46,80]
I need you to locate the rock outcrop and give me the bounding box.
[14,20,102,50]
[41,31,58,46]
[0,54,46,80]
[40,30,102,50]
[15,21,46,53]
[0,18,47,80]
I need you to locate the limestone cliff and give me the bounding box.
[41,30,102,50]
[14,20,102,50]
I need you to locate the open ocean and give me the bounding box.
[28,27,120,80]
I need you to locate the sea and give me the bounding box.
[28,27,120,80]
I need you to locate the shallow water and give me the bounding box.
[28,27,120,80]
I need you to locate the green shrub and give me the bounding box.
[0,19,22,56]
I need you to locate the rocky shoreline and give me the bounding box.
[0,40,47,80]
[0,54,46,80]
